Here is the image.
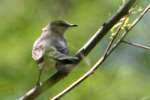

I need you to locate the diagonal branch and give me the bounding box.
[19,0,136,100]
[104,16,128,55]
[121,40,150,51]
[51,3,150,100]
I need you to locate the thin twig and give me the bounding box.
[121,40,150,51]
[19,0,136,99]
[51,3,150,100]
[105,16,128,55]
[109,3,150,54]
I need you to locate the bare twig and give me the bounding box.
[19,0,136,100]
[121,40,150,51]
[105,16,128,55]
[51,3,150,100]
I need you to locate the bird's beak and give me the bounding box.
[68,24,78,27]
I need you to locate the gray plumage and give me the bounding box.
[32,20,78,85]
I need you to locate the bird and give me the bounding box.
[32,20,78,86]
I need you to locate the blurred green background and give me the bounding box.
[0,0,150,100]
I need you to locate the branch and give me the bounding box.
[104,16,128,55]
[19,0,136,100]
[51,3,150,100]
[121,40,150,51]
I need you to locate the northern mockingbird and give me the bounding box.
[32,20,78,86]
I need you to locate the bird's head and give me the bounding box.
[47,20,78,34]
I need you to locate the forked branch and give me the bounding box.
[52,3,150,100]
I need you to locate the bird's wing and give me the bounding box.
[47,47,78,64]
[32,41,45,61]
